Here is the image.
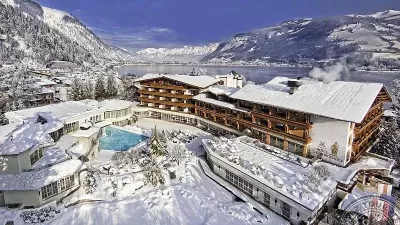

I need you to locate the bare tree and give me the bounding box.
[170,144,186,165]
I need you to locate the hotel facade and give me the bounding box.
[135,74,391,167]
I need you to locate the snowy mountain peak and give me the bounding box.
[136,43,219,62]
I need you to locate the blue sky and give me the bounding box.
[37,0,399,51]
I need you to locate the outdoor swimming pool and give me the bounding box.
[100,126,148,151]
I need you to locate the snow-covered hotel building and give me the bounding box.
[202,137,338,225]
[136,74,391,167]
[0,99,136,208]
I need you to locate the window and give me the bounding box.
[263,192,270,207]
[65,122,79,133]
[30,148,44,165]
[225,169,253,194]
[41,175,76,200]
[41,182,58,200]
[282,201,291,219]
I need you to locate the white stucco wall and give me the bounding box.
[309,115,353,166]
[4,190,41,207]
[1,155,20,174]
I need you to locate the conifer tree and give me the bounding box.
[372,79,400,163]
[94,75,106,100]
[83,80,94,99]
[106,75,118,98]
[69,77,84,100]
[150,126,166,156]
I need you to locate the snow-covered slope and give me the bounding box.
[0,0,130,64]
[136,43,219,62]
[41,7,127,61]
[203,10,400,69]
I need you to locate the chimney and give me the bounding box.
[288,80,300,95]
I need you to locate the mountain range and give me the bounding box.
[202,10,400,69]
[0,0,399,70]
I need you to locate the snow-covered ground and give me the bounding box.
[2,119,287,225]
[50,161,287,225]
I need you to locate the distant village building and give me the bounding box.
[215,71,244,88]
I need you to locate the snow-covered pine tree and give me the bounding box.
[150,126,166,156]
[143,157,165,187]
[94,75,106,100]
[372,118,400,162]
[69,77,84,101]
[372,79,400,163]
[106,75,118,99]
[83,80,94,99]
[83,169,98,194]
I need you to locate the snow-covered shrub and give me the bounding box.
[83,168,98,194]
[169,144,186,166]
[312,164,332,180]
[20,206,60,223]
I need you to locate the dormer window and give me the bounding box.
[30,148,44,165]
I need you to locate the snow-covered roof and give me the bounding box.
[0,113,63,155]
[32,147,70,170]
[67,143,86,158]
[72,127,100,138]
[135,73,221,88]
[317,155,395,185]
[36,79,57,86]
[5,101,101,122]
[0,159,85,191]
[203,138,336,211]
[0,122,21,145]
[193,94,249,113]
[230,79,384,123]
[99,99,133,111]
[202,85,240,96]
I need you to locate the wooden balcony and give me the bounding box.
[140,82,186,90]
[138,90,193,99]
[196,106,311,144]
[252,110,312,129]
[139,97,193,108]
[353,125,380,151]
[354,112,383,134]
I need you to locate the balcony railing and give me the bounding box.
[252,110,312,129]
[140,82,186,90]
[139,97,193,108]
[354,112,383,134]
[353,126,380,150]
[196,106,311,144]
[138,90,193,99]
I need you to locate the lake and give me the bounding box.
[117,65,400,88]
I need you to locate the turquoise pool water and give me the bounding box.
[100,126,148,151]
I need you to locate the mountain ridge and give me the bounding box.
[201,10,400,69]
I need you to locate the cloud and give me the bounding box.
[90,26,181,52]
